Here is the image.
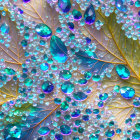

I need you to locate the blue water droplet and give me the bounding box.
[0,23,9,33]
[115,0,127,12]
[105,129,115,137]
[61,81,74,95]
[120,86,135,99]
[116,64,130,79]
[50,35,68,63]
[84,4,96,25]
[40,63,49,71]
[38,127,50,136]
[23,0,30,3]
[35,23,52,38]
[58,0,71,13]
[60,125,71,135]
[73,92,87,101]
[71,109,81,118]
[41,81,54,93]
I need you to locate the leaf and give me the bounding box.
[81,10,140,130]
[15,0,60,32]
[106,94,134,128]
[50,35,68,63]
[18,105,60,140]
[0,79,20,105]
[0,10,25,71]
[82,10,140,81]
[75,50,112,74]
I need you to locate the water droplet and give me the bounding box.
[120,86,135,99]
[60,70,72,80]
[72,9,82,20]
[60,125,71,135]
[35,23,52,37]
[84,4,96,25]
[38,127,50,136]
[24,78,33,86]
[105,129,115,137]
[115,0,127,12]
[58,0,71,13]
[0,23,9,34]
[116,64,130,79]
[41,81,54,93]
[5,68,15,75]
[73,92,87,101]
[61,81,74,95]
[40,63,49,71]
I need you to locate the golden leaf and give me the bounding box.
[0,10,25,71]
[16,0,59,33]
[0,79,19,105]
[82,10,140,81]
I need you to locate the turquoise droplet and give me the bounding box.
[38,127,50,136]
[105,129,115,137]
[41,81,54,93]
[40,63,49,71]
[116,64,130,79]
[135,0,140,7]
[5,68,15,75]
[84,4,96,25]
[60,101,69,111]
[115,0,127,12]
[132,131,140,139]
[78,79,87,85]
[61,81,74,95]
[60,70,72,80]
[58,0,71,13]
[73,92,87,101]
[72,9,82,20]
[35,23,52,37]
[92,75,100,82]
[120,86,135,99]
[24,78,33,86]
[135,123,140,131]
[0,23,9,33]
[50,35,68,63]
[60,125,71,135]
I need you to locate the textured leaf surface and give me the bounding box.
[82,10,140,80]
[0,79,20,105]
[0,10,25,71]
[15,0,59,32]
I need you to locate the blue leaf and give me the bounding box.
[50,35,68,63]
[75,50,111,74]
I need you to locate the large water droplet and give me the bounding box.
[0,23,9,34]
[61,81,74,95]
[5,68,15,75]
[116,64,130,79]
[84,4,96,25]
[41,81,54,93]
[50,35,68,63]
[58,0,71,13]
[105,129,115,138]
[38,127,50,136]
[59,70,72,80]
[73,92,87,101]
[115,0,127,12]
[120,86,135,99]
[60,125,71,135]
[35,23,52,37]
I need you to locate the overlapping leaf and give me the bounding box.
[15,0,59,32]
[82,10,140,80]
[0,79,20,105]
[0,10,25,71]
